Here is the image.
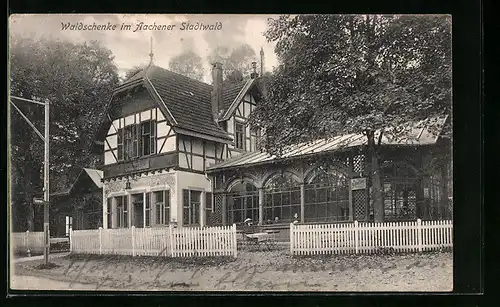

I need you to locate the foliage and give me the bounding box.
[207,44,257,83]
[9,37,119,230]
[249,15,451,222]
[168,51,205,81]
[250,14,451,154]
[123,64,146,82]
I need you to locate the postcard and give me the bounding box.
[8,14,453,292]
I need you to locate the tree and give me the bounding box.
[249,14,451,222]
[207,44,257,83]
[168,51,204,81]
[9,37,119,231]
[123,65,146,82]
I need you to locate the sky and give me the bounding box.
[9,14,280,83]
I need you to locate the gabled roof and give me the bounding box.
[94,65,262,148]
[221,80,248,115]
[51,168,103,197]
[207,116,448,172]
[220,78,257,121]
[144,65,231,140]
[102,65,232,143]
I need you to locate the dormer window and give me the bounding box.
[117,120,156,161]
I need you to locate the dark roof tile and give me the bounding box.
[221,80,247,114]
[145,65,231,140]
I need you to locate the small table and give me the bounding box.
[245,232,273,251]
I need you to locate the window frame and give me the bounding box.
[116,119,156,162]
[153,190,170,226]
[115,195,129,228]
[234,121,246,150]
[183,189,202,226]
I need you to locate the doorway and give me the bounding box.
[131,194,144,228]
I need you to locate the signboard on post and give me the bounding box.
[351,177,367,190]
[33,198,50,205]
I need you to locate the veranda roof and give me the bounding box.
[206,116,448,172]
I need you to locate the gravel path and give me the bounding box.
[11,248,452,292]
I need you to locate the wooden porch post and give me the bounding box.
[128,194,132,228]
[200,191,206,227]
[103,188,107,229]
[348,178,354,221]
[300,183,305,223]
[111,197,117,228]
[258,188,264,225]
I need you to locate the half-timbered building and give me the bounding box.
[94,60,452,238]
[94,61,263,229]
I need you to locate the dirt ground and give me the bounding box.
[11,247,453,292]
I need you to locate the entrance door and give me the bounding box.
[133,199,144,228]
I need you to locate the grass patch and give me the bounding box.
[64,253,236,268]
[33,262,61,270]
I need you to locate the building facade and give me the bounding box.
[94,61,452,232]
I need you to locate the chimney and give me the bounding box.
[250,61,258,79]
[211,62,223,121]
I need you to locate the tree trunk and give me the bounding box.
[367,131,384,222]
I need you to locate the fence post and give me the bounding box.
[99,227,103,255]
[168,224,174,257]
[354,221,359,254]
[232,223,237,258]
[69,229,72,253]
[289,223,294,255]
[132,226,135,257]
[417,219,422,252]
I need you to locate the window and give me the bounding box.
[183,190,201,226]
[226,183,258,225]
[154,190,170,225]
[117,120,156,161]
[117,130,123,160]
[263,174,301,224]
[235,122,245,150]
[115,195,128,228]
[141,121,156,156]
[106,198,113,228]
[382,184,417,221]
[124,125,137,159]
[304,169,349,223]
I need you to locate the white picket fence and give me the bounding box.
[290,219,453,256]
[11,231,45,254]
[70,224,237,258]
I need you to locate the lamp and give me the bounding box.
[125,178,131,190]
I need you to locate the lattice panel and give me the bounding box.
[353,189,367,220]
[211,193,224,225]
[406,190,417,217]
[352,154,365,174]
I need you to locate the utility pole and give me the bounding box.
[10,95,50,265]
[43,100,50,264]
